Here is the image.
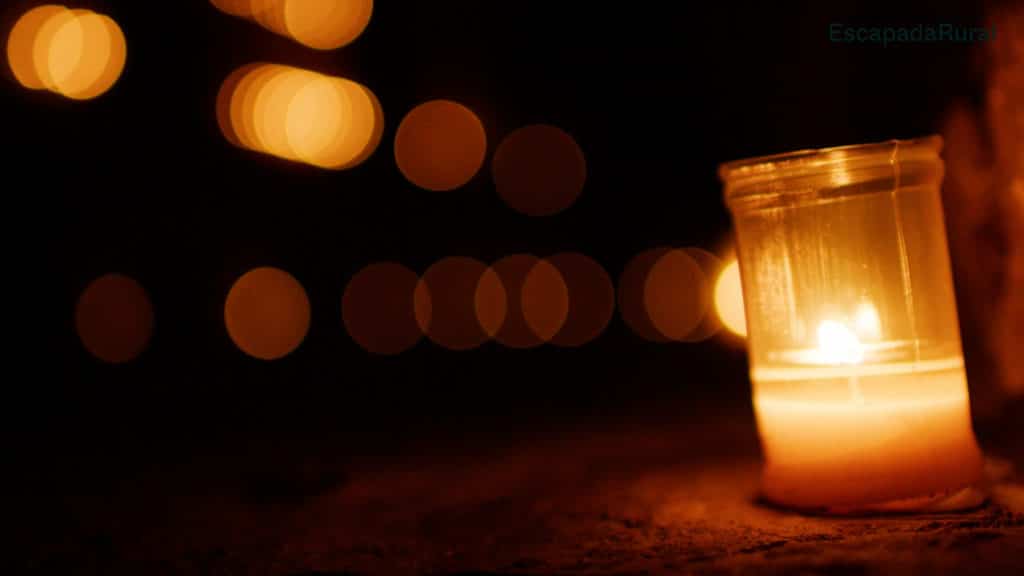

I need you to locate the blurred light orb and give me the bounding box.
[622,248,725,343]
[415,257,502,351]
[343,262,425,355]
[7,5,64,89]
[217,63,383,169]
[7,5,125,99]
[225,267,311,360]
[714,259,747,338]
[677,248,725,342]
[216,63,261,149]
[48,11,111,97]
[394,100,487,192]
[30,6,77,90]
[521,258,570,343]
[210,0,373,50]
[284,0,373,50]
[75,273,153,364]
[643,249,710,341]
[619,247,673,342]
[546,252,615,347]
[492,124,587,216]
[474,266,508,339]
[486,254,569,348]
[209,0,253,18]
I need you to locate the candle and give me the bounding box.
[753,319,982,510]
[719,136,984,512]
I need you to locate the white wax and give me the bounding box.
[752,357,983,510]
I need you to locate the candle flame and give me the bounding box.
[852,302,882,340]
[816,320,864,365]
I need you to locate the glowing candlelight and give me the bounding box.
[720,137,984,512]
[814,320,864,365]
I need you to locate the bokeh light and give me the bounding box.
[7,5,65,89]
[415,257,503,351]
[620,247,720,343]
[209,0,252,18]
[394,100,487,192]
[547,253,615,347]
[61,12,126,100]
[283,0,373,50]
[45,10,96,94]
[225,267,311,360]
[231,64,280,151]
[75,273,153,364]
[480,256,534,347]
[619,247,672,342]
[217,63,383,169]
[521,258,570,344]
[216,62,261,149]
[28,6,75,90]
[210,0,373,50]
[343,262,426,355]
[474,266,507,340]
[492,124,586,216]
[714,259,747,338]
[486,255,568,348]
[7,5,125,99]
[677,248,724,342]
[643,249,710,342]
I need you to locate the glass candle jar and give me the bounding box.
[719,136,984,513]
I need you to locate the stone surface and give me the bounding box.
[14,414,1024,575]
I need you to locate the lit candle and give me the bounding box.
[753,316,981,511]
[719,137,984,512]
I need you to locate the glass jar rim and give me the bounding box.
[718,135,943,200]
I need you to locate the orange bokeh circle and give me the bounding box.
[225,266,311,360]
[415,257,504,350]
[394,100,487,192]
[75,273,154,364]
[547,253,614,347]
[643,249,710,342]
[492,124,587,216]
[7,5,125,99]
[218,64,382,169]
[486,254,569,348]
[343,262,426,355]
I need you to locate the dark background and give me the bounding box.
[5,0,991,504]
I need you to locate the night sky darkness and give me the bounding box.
[5,0,989,508]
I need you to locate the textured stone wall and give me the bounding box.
[943,3,1024,413]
